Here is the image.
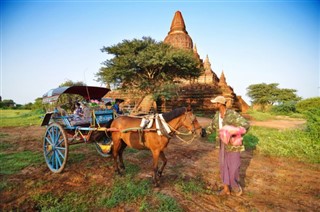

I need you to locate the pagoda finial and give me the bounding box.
[193,44,198,53]
[204,55,212,71]
[169,11,187,34]
[164,10,193,49]
[220,70,226,83]
[204,55,209,63]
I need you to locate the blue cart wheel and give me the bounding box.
[43,123,68,173]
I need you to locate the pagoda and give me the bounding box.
[162,10,249,113]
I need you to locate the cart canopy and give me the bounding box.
[42,86,110,104]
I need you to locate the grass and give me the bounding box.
[0,180,16,191]
[155,193,183,212]
[0,140,12,151]
[175,176,207,195]
[246,109,305,121]
[68,153,86,164]
[246,110,276,121]
[249,126,320,163]
[31,176,183,212]
[99,177,151,208]
[0,109,43,127]
[0,151,43,175]
[32,192,89,211]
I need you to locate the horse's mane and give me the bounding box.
[162,107,186,122]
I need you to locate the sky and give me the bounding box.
[1,0,319,105]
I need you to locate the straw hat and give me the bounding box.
[210,96,226,105]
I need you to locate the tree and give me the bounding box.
[57,80,86,112]
[246,83,301,110]
[276,88,301,103]
[96,37,202,95]
[59,80,86,87]
[32,97,45,111]
[0,99,15,108]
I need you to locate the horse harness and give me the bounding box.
[120,110,200,146]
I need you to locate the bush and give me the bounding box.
[243,133,259,149]
[304,108,320,141]
[296,97,320,113]
[270,101,297,115]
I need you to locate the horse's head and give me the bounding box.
[181,110,205,137]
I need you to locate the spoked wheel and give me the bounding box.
[95,136,113,158]
[43,123,68,173]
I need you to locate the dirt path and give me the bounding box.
[1,118,319,211]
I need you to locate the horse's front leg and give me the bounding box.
[157,151,167,178]
[151,150,160,187]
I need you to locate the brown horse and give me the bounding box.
[110,107,204,186]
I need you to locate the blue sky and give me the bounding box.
[1,0,319,104]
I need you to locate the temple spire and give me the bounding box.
[220,70,226,83]
[193,44,198,53]
[204,55,211,69]
[168,10,188,34]
[164,11,193,50]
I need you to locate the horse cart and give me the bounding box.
[41,86,114,173]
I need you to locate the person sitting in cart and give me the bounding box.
[113,99,123,114]
[74,102,83,116]
[105,102,113,110]
[80,102,91,122]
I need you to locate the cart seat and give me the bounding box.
[94,109,114,125]
[68,115,91,126]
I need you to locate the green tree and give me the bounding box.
[59,80,86,87]
[96,37,202,95]
[0,99,15,108]
[276,88,301,103]
[56,80,86,112]
[32,97,45,111]
[247,83,301,110]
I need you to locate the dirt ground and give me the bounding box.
[1,117,319,211]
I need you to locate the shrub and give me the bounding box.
[304,108,320,141]
[243,133,259,149]
[270,101,297,115]
[296,97,320,113]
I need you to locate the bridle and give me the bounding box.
[186,112,202,134]
[166,109,202,144]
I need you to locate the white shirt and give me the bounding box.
[218,112,223,129]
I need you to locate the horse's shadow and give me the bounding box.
[240,134,259,189]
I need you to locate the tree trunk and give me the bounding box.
[131,94,157,115]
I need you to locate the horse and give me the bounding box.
[110,107,204,187]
